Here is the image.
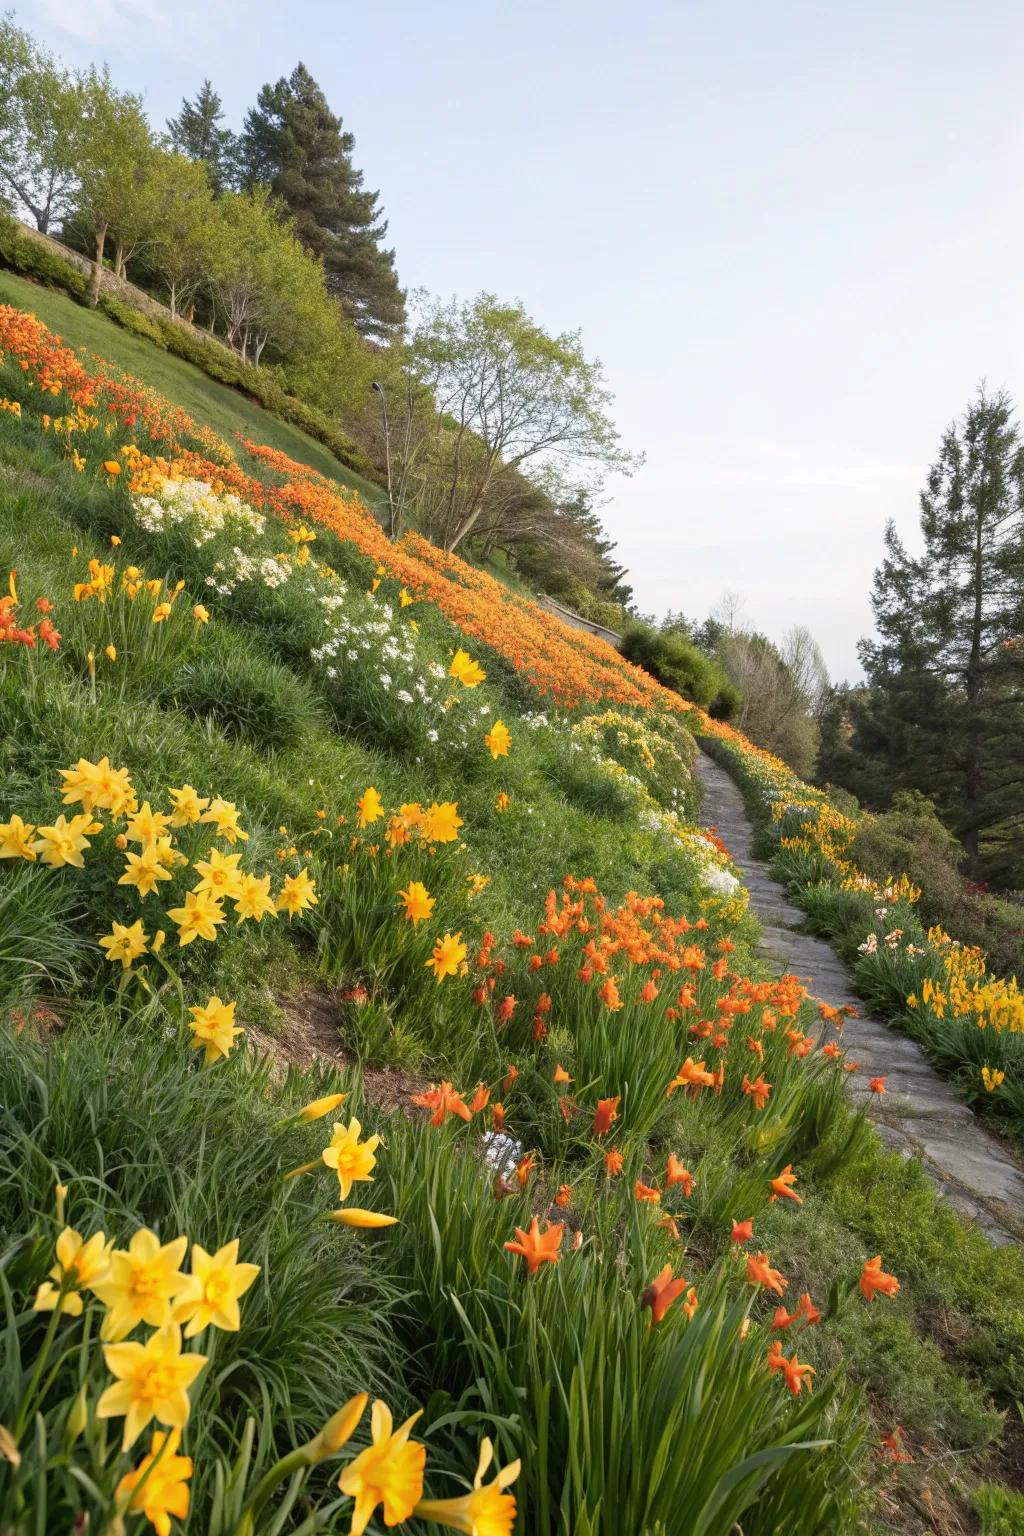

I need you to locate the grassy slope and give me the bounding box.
[1,297,1023,1535]
[0,268,383,503]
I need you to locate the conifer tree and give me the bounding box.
[857,387,1024,879]
[166,80,237,192]
[236,64,405,341]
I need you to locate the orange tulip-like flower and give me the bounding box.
[398,880,434,926]
[410,1081,472,1127]
[469,1082,490,1113]
[356,786,384,828]
[745,1251,787,1296]
[768,1164,802,1205]
[665,1155,693,1195]
[515,1152,536,1189]
[598,976,622,1010]
[859,1255,901,1301]
[553,1063,572,1085]
[634,1180,661,1204]
[741,1073,772,1111]
[666,1057,715,1097]
[641,1264,687,1325]
[496,994,517,1023]
[554,1184,572,1208]
[604,1147,624,1177]
[592,1095,620,1136]
[767,1340,816,1396]
[869,1076,887,1095]
[504,1217,563,1274]
[491,1102,506,1131]
[730,1218,754,1246]
[484,719,512,758]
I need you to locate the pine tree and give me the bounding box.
[166,80,237,192]
[236,64,405,341]
[857,387,1024,880]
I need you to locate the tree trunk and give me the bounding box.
[168,281,178,321]
[113,243,125,280]
[88,225,107,308]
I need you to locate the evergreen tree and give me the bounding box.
[236,64,405,341]
[857,387,1024,878]
[166,80,237,192]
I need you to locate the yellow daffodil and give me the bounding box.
[32,813,95,869]
[192,604,209,624]
[199,797,248,844]
[982,1066,1005,1093]
[356,786,384,828]
[104,644,117,662]
[399,588,414,607]
[167,889,227,946]
[33,1227,112,1318]
[192,847,245,901]
[495,792,511,813]
[338,1400,426,1536]
[172,1239,260,1336]
[321,1118,380,1199]
[167,785,210,827]
[449,649,486,687]
[426,932,467,983]
[59,756,134,816]
[414,1437,521,1535]
[152,601,173,624]
[233,871,277,923]
[484,720,511,759]
[115,1428,192,1536]
[398,880,434,926]
[98,919,149,970]
[325,1209,398,1229]
[309,1393,367,1461]
[0,814,37,861]
[295,1092,348,1124]
[276,867,318,919]
[118,845,174,898]
[125,801,172,845]
[91,1228,188,1341]
[98,1323,206,1449]
[420,801,463,844]
[187,996,243,1063]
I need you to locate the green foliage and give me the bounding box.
[237,63,405,342]
[620,621,734,711]
[173,636,325,751]
[96,291,166,345]
[974,1481,1024,1535]
[856,387,1024,887]
[0,208,87,296]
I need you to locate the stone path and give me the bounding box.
[696,750,1024,1247]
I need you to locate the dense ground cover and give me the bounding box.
[698,720,1024,1146]
[2,302,1024,1535]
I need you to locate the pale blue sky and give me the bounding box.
[17,0,1024,677]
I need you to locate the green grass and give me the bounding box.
[0,268,382,503]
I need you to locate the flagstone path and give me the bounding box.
[696,751,1024,1247]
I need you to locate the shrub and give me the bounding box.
[97,292,167,347]
[620,623,734,711]
[0,213,88,299]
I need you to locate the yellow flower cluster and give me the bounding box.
[0,758,317,965]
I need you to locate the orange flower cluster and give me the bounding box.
[0,571,60,651]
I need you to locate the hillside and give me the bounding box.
[2,300,1024,1535]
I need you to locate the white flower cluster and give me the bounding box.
[132,477,265,546]
[205,548,292,596]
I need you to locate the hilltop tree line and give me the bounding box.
[0,16,636,605]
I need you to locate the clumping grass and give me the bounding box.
[1,295,1022,1534]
